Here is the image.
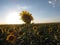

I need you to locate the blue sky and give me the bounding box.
[0,0,60,24]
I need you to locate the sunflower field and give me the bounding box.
[0,23,60,45]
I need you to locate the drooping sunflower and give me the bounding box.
[20,10,33,24]
[6,34,17,44]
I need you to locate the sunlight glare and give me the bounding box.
[6,11,24,24]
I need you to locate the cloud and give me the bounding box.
[48,0,60,7]
[18,6,28,9]
[17,5,29,10]
[16,5,32,13]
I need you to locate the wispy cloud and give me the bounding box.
[17,5,31,10]
[48,0,60,7]
[16,5,32,13]
[17,6,28,10]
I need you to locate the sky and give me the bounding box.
[0,0,60,24]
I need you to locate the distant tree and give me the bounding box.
[20,11,33,24]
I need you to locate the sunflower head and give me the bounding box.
[6,34,17,44]
[58,24,60,28]
[33,26,38,32]
[48,28,52,33]
[0,28,4,35]
[20,10,33,24]
[57,29,60,33]
[37,31,41,36]
[19,31,23,35]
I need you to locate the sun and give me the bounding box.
[6,11,24,24]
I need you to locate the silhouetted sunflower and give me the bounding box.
[20,10,33,24]
[6,34,17,44]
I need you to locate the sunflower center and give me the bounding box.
[9,36,14,40]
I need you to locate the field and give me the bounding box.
[0,23,60,45]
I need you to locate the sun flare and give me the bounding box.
[6,11,24,24]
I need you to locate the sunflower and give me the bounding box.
[13,26,17,31]
[4,29,7,33]
[8,29,16,35]
[33,26,38,32]
[58,24,60,28]
[48,28,52,33]
[57,29,60,33]
[19,31,23,35]
[37,32,41,36]
[0,29,4,35]
[18,31,26,37]
[13,26,16,30]
[54,34,58,40]
[6,34,17,44]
